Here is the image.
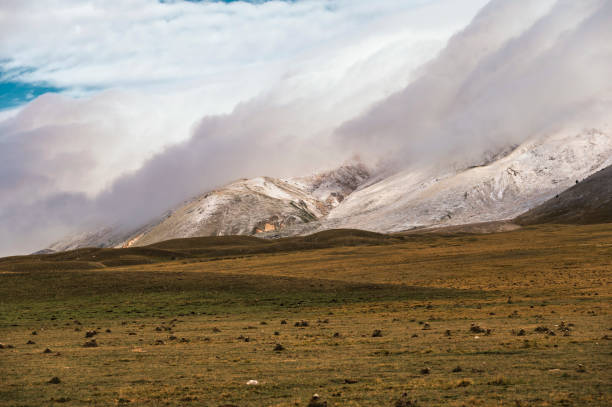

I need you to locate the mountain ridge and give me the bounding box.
[46,127,612,252]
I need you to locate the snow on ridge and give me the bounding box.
[326,126,612,232]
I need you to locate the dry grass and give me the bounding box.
[0,224,611,406]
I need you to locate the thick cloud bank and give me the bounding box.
[338,0,612,167]
[0,0,486,255]
[1,0,611,255]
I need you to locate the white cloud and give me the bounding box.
[0,0,490,255]
[336,0,612,167]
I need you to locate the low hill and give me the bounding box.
[0,229,407,272]
[515,164,612,225]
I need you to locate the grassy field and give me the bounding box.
[0,224,611,406]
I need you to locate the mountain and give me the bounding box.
[48,164,370,251]
[321,127,612,233]
[515,164,612,225]
[47,127,612,251]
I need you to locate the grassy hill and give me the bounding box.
[516,164,612,225]
[0,229,407,271]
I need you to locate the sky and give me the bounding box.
[1,0,610,256]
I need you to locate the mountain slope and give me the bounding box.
[46,128,611,252]
[515,164,612,225]
[323,127,612,232]
[48,164,370,251]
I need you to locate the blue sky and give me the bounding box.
[0,77,63,110]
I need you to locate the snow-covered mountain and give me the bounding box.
[322,127,612,232]
[47,126,612,252]
[48,164,370,251]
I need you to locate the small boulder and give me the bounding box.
[83,339,98,348]
[307,394,327,407]
[395,393,418,407]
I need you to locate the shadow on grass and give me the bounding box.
[0,270,486,324]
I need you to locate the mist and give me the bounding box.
[337,0,612,169]
[1,0,611,256]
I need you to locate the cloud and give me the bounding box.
[336,0,612,168]
[3,0,610,257]
[0,0,489,255]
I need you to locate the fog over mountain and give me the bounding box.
[1,0,611,256]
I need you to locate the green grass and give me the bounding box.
[1,224,611,406]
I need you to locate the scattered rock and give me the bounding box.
[212,327,221,333]
[31,331,37,335]
[43,348,53,354]
[420,367,430,375]
[395,392,418,407]
[83,339,98,348]
[246,379,259,385]
[422,323,431,330]
[48,377,61,384]
[445,330,452,337]
[105,329,112,333]
[576,364,586,373]
[344,379,358,384]
[85,330,97,338]
[333,332,341,338]
[307,394,327,407]
[281,320,287,325]
[558,321,571,336]
[452,366,463,373]
[295,321,309,327]
[273,344,285,352]
[372,329,383,337]
[154,340,165,345]
[27,340,36,345]
[179,338,190,343]
[469,324,486,334]
[456,378,473,387]
[51,397,70,403]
